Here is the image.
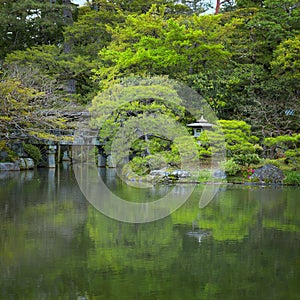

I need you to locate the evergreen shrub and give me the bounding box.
[224,159,240,176]
[23,143,42,164]
[284,172,300,186]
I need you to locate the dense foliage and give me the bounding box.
[0,0,299,171]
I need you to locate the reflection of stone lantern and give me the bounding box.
[187,116,214,137]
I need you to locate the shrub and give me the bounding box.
[198,169,211,182]
[216,120,260,157]
[23,143,42,164]
[263,159,283,168]
[224,159,240,176]
[232,153,261,166]
[284,172,300,186]
[146,154,167,170]
[263,134,300,167]
[129,157,149,176]
[0,141,18,162]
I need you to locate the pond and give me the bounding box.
[0,167,300,299]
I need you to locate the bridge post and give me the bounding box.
[106,155,116,168]
[47,145,57,168]
[97,153,106,167]
[96,147,106,167]
[62,149,71,161]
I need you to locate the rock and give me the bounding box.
[150,169,191,178]
[212,169,227,179]
[170,170,191,178]
[0,162,20,171]
[18,158,35,170]
[149,170,169,177]
[0,151,8,161]
[97,153,106,167]
[149,169,191,185]
[250,164,284,184]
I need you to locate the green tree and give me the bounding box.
[0,0,78,60]
[93,6,230,87]
[263,134,300,166]
[194,3,300,135]
[0,73,71,141]
[4,44,95,104]
[86,0,210,15]
[89,76,200,175]
[271,35,300,81]
[198,119,260,159]
[180,0,212,14]
[65,1,124,58]
[59,1,126,101]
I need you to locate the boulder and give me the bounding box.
[18,158,35,170]
[212,169,227,179]
[0,162,20,171]
[170,170,191,178]
[149,170,169,177]
[149,169,191,184]
[250,164,284,184]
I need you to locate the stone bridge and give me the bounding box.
[33,128,113,168]
[2,128,113,170]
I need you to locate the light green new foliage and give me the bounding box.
[217,120,259,156]
[0,75,69,141]
[223,159,240,176]
[89,76,190,173]
[93,5,230,86]
[271,35,300,80]
[197,119,260,160]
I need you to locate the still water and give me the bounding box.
[0,167,300,299]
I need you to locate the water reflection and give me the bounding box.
[0,168,299,299]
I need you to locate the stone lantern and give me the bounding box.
[187,116,214,137]
[47,144,57,168]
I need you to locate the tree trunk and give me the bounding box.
[62,0,73,26]
[215,0,231,14]
[215,0,221,14]
[62,0,76,94]
[144,134,150,156]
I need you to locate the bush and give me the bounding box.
[263,134,300,167]
[224,159,241,176]
[263,159,283,168]
[284,172,300,186]
[0,141,18,162]
[232,153,261,166]
[216,120,259,157]
[23,143,42,164]
[129,157,149,176]
[198,169,211,182]
[146,154,167,170]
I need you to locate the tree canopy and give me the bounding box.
[0,0,299,148]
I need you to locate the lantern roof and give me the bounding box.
[187,116,214,128]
